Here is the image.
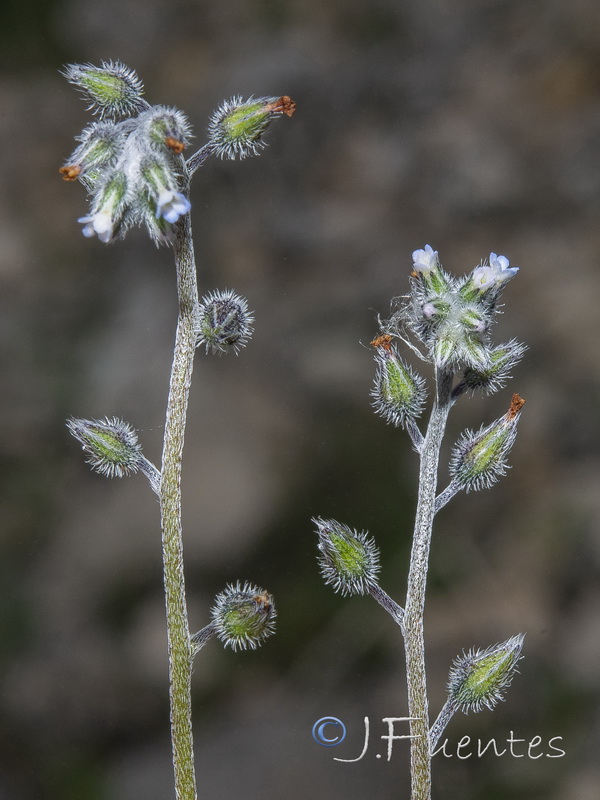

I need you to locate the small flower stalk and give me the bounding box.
[315,245,525,800]
[63,62,294,800]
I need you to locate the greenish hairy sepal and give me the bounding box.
[63,61,146,119]
[458,340,527,396]
[208,95,296,159]
[315,517,381,596]
[370,334,426,427]
[67,416,144,478]
[211,582,276,651]
[60,122,127,186]
[449,393,525,492]
[195,289,254,355]
[447,633,525,713]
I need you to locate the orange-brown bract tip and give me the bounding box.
[253,591,273,612]
[266,96,297,117]
[507,393,526,420]
[370,334,394,352]
[59,164,81,181]
[165,136,185,154]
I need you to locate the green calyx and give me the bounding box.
[64,61,145,120]
[383,357,415,408]
[371,336,426,427]
[67,417,143,478]
[329,531,368,580]
[81,70,127,105]
[315,518,380,596]
[211,582,276,651]
[449,634,525,713]
[222,101,271,144]
[101,171,128,208]
[450,395,525,492]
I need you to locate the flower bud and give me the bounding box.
[77,170,129,243]
[370,335,426,427]
[405,246,494,371]
[142,106,192,155]
[393,246,523,371]
[460,340,526,395]
[60,122,126,185]
[67,416,144,478]
[447,634,524,713]
[63,61,146,119]
[449,394,525,491]
[433,327,491,373]
[211,582,276,651]
[314,518,381,596]
[195,290,254,354]
[208,95,296,159]
[140,156,191,224]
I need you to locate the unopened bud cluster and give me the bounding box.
[61,62,191,244]
[61,62,295,244]
[315,518,381,596]
[389,245,520,372]
[447,634,524,713]
[211,581,276,651]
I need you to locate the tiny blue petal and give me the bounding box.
[156,190,191,223]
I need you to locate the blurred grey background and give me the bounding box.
[1,0,599,798]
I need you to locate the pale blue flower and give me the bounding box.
[412,244,438,274]
[472,253,519,290]
[155,190,191,223]
[78,211,113,242]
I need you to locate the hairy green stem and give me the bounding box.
[403,368,453,800]
[159,192,199,800]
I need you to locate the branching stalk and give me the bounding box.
[62,65,293,800]
[403,368,453,800]
[429,698,457,753]
[314,243,523,799]
[369,583,405,630]
[159,184,199,800]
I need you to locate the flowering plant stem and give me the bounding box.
[403,367,453,800]
[315,245,524,799]
[159,182,199,800]
[62,65,293,800]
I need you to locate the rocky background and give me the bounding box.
[1,0,600,798]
